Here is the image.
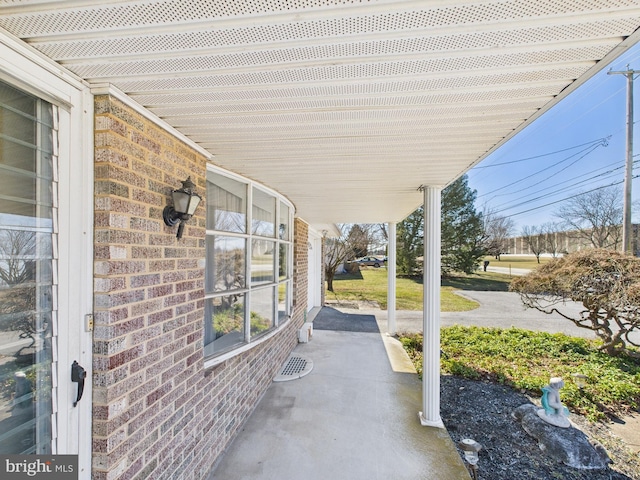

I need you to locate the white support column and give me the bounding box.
[387,222,397,335]
[419,186,444,428]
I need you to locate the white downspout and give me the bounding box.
[387,222,396,335]
[419,186,444,428]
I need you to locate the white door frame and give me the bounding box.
[0,33,94,477]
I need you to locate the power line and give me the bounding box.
[477,150,640,216]
[477,141,605,199]
[499,178,633,218]
[492,170,623,214]
[472,49,640,223]
[481,154,640,220]
[471,46,640,188]
[500,143,603,197]
[490,161,628,211]
[472,137,609,169]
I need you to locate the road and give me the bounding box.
[352,290,640,344]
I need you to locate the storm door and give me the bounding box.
[0,80,56,455]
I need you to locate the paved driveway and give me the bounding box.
[354,290,640,344]
[441,291,587,336]
[485,266,531,276]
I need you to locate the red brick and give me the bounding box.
[147,383,172,407]
[91,94,307,480]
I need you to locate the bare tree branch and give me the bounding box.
[482,208,515,260]
[554,186,622,249]
[521,225,545,263]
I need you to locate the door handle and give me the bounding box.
[71,361,86,407]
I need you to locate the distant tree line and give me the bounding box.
[325,174,507,283]
[518,187,624,261]
[323,180,626,288]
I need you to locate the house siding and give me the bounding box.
[92,94,307,479]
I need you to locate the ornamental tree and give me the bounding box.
[397,205,423,275]
[510,249,640,358]
[441,175,485,275]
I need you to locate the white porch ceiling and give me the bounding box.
[2,1,640,228]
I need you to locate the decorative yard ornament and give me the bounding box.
[571,373,588,390]
[458,438,481,480]
[537,377,570,428]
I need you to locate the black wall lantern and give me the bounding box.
[163,176,202,240]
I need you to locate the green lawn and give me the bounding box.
[484,254,552,270]
[330,268,512,311]
[442,271,512,291]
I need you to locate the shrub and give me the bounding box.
[399,326,640,421]
[510,249,640,358]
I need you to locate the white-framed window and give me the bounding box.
[0,79,56,455]
[204,167,293,358]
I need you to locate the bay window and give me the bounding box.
[204,168,293,359]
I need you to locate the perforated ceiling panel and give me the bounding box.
[1,0,639,225]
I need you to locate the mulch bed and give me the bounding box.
[441,375,640,480]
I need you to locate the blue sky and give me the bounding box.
[467,40,640,232]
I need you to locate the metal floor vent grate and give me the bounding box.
[273,354,313,382]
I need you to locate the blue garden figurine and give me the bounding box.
[537,377,570,428]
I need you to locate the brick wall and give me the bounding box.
[93,94,307,479]
[293,219,309,319]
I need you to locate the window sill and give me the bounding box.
[204,316,291,369]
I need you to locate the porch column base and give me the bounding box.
[418,412,444,428]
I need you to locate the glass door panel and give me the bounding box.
[0,81,55,454]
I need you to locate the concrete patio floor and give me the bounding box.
[208,308,470,480]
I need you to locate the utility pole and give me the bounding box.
[608,66,639,254]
